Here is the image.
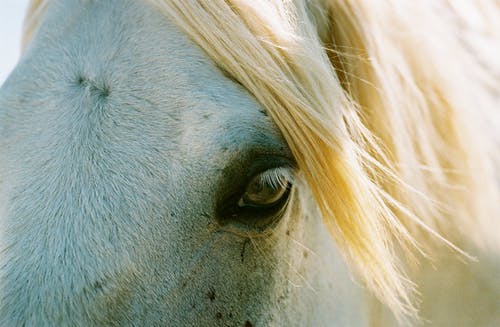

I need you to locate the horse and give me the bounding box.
[0,0,498,325]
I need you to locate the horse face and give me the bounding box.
[0,0,364,325]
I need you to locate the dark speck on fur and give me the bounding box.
[207,289,216,302]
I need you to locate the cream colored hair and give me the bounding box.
[22,0,500,320]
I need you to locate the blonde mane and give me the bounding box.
[22,0,500,320]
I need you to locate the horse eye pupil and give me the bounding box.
[248,180,265,194]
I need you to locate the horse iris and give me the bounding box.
[238,168,291,208]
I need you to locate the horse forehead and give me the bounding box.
[19,0,268,129]
[0,0,286,192]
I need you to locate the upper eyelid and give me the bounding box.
[243,154,297,178]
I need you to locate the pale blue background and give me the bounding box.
[0,0,31,86]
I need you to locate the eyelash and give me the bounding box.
[256,167,294,190]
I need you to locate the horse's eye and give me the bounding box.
[237,168,291,209]
[216,162,294,232]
